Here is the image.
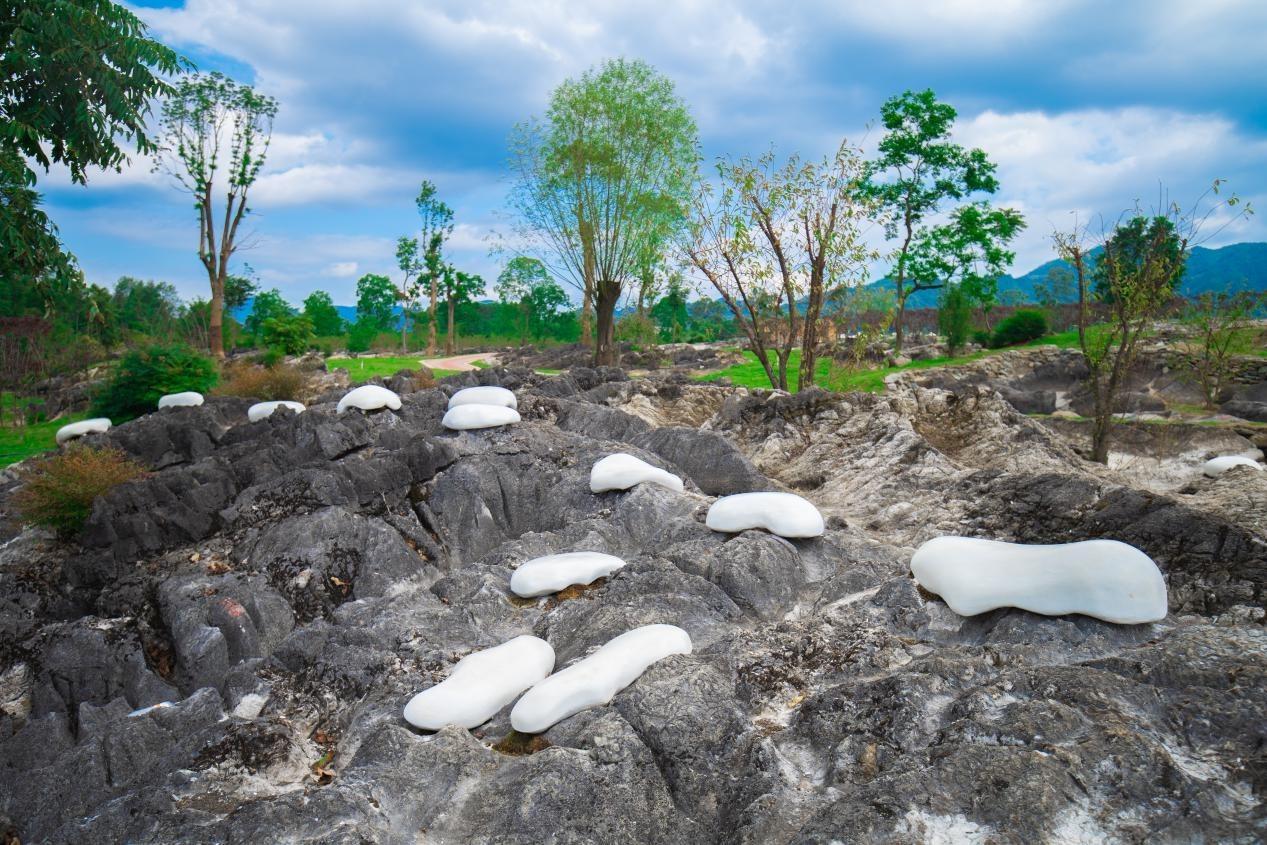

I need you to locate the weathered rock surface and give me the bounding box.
[0,367,1263,843]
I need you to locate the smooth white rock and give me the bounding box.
[1202,455,1262,477]
[336,384,401,414]
[157,391,204,409]
[447,385,518,411]
[247,400,306,422]
[590,453,685,494]
[127,701,173,718]
[441,404,521,430]
[510,551,627,598]
[705,492,825,538]
[55,417,111,445]
[403,635,555,730]
[510,624,692,733]
[910,536,1168,624]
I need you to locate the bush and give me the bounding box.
[615,313,659,349]
[346,320,377,354]
[261,313,315,355]
[971,329,991,347]
[91,345,218,421]
[14,446,146,536]
[990,310,1049,348]
[213,362,308,401]
[937,286,972,356]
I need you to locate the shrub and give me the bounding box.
[615,313,659,349]
[213,362,308,401]
[14,446,146,536]
[971,329,991,347]
[261,313,315,355]
[91,345,218,421]
[990,310,1048,348]
[346,320,377,354]
[937,285,972,356]
[256,347,285,368]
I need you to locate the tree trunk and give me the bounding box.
[427,277,438,355]
[1090,389,1112,464]
[593,280,620,366]
[581,219,596,348]
[799,270,826,389]
[401,307,409,354]
[209,272,225,359]
[520,303,529,347]
[581,288,593,347]
[446,297,456,355]
[893,287,907,355]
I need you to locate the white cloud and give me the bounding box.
[326,261,358,278]
[251,164,411,207]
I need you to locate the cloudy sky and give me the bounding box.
[39,0,1267,306]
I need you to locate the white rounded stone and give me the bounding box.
[247,400,306,422]
[705,492,825,538]
[403,635,555,730]
[1202,455,1262,477]
[910,536,1168,624]
[510,551,627,598]
[447,385,517,411]
[336,384,401,414]
[441,404,521,430]
[510,625,692,734]
[55,417,111,445]
[127,701,173,718]
[157,391,204,409]
[590,453,684,494]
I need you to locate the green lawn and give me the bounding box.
[327,356,465,383]
[0,411,88,468]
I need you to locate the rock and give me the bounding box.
[911,536,1168,624]
[157,391,204,409]
[441,404,521,430]
[336,384,401,414]
[630,427,768,495]
[1202,455,1262,477]
[510,551,627,598]
[447,385,518,410]
[54,417,111,445]
[706,492,825,538]
[590,453,684,494]
[510,625,693,733]
[246,400,305,422]
[403,635,554,730]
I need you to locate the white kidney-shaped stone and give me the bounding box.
[247,400,306,422]
[1202,455,1262,477]
[448,385,517,411]
[55,417,111,445]
[127,701,173,718]
[403,635,555,731]
[510,551,627,598]
[442,404,521,430]
[590,453,685,494]
[706,492,824,538]
[336,384,401,414]
[511,624,692,734]
[910,536,1168,624]
[157,391,204,409]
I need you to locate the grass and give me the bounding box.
[0,411,89,468]
[327,356,465,383]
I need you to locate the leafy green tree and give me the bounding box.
[355,273,396,331]
[156,72,278,358]
[863,89,1001,352]
[1183,290,1265,408]
[527,278,570,339]
[261,313,315,355]
[402,182,455,354]
[509,58,698,365]
[1,0,184,288]
[224,271,258,310]
[112,277,181,338]
[495,256,551,346]
[938,284,972,356]
[650,276,690,343]
[244,288,293,337]
[302,290,344,336]
[440,269,484,354]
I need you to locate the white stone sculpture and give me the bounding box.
[705,492,825,538]
[55,417,111,445]
[336,384,401,414]
[447,385,518,411]
[247,401,306,422]
[589,453,684,494]
[157,391,203,409]
[1202,455,1262,477]
[441,404,520,430]
[510,551,627,598]
[403,635,555,731]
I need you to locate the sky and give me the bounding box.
[38,0,1267,307]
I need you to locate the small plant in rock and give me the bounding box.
[91,345,218,421]
[14,446,146,536]
[990,309,1048,348]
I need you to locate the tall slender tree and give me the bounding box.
[156,72,278,358]
[496,256,551,347]
[403,181,454,355]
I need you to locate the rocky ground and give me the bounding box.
[1,365,1264,843]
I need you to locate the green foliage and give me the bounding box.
[938,285,973,355]
[615,312,660,348]
[224,272,257,310]
[112,276,181,337]
[650,279,690,342]
[261,313,314,355]
[971,329,992,347]
[302,290,344,336]
[13,445,146,535]
[244,288,293,336]
[1093,216,1185,303]
[91,344,218,421]
[1182,290,1266,407]
[355,273,397,331]
[346,319,379,353]
[907,202,1026,312]
[990,309,1048,348]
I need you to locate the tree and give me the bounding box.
[938,284,972,356]
[863,89,1000,353]
[440,269,484,354]
[156,72,278,358]
[650,276,690,343]
[1,0,184,288]
[508,58,698,366]
[495,256,551,346]
[244,288,292,337]
[224,271,258,310]
[1054,183,1251,463]
[403,182,455,355]
[355,273,396,331]
[112,277,181,338]
[303,290,345,336]
[261,313,315,355]
[526,279,570,339]
[1182,290,1264,409]
[1034,264,1076,327]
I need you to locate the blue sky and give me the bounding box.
[38,0,1267,307]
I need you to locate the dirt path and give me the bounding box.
[419,352,496,372]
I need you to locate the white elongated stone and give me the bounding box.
[910,536,1168,624]
[510,551,627,598]
[127,701,173,718]
[590,453,684,494]
[336,384,401,414]
[157,391,204,409]
[403,635,555,730]
[511,624,692,733]
[247,400,306,422]
[442,404,520,430]
[55,417,111,445]
[448,385,517,411]
[1202,455,1262,477]
[705,492,824,538]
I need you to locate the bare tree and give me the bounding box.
[1182,290,1264,409]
